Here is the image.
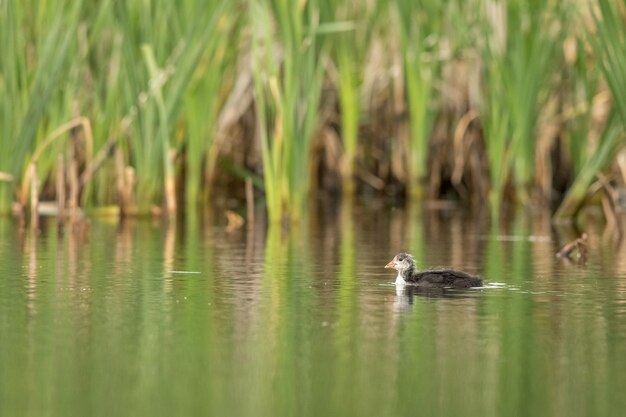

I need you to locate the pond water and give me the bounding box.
[1,205,626,417]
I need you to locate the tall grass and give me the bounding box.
[592,0,626,125]
[322,1,383,198]
[559,16,604,179]
[556,113,622,218]
[2,0,626,222]
[479,0,563,210]
[1,0,231,216]
[0,0,83,212]
[112,0,227,214]
[336,39,360,198]
[395,0,445,200]
[556,0,626,218]
[184,18,241,208]
[251,0,327,224]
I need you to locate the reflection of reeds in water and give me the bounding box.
[9,202,626,414]
[25,228,38,319]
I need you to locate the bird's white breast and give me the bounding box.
[395,273,407,286]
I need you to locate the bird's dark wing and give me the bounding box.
[413,270,482,288]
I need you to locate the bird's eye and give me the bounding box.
[398,255,404,261]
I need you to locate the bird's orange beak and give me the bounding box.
[384,259,395,269]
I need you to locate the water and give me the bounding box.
[1,206,626,417]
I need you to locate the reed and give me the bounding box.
[556,113,622,218]
[0,0,231,216]
[0,0,83,213]
[1,0,626,223]
[556,0,626,218]
[323,1,382,198]
[395,0,445,200]
[111,0,227,215]
[336,43,360,198]
[479,0,563,210]
[562,50,601,177]
[592,0,626,125]
[251,0,327,224]
[184,17,241,209]
[171,1,238,209]
[558,7,605,180]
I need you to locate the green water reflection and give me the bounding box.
[1,207,626,417]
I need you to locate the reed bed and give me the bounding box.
[251,0,330,224]
[555,0,626,219]
[0,0,625,224]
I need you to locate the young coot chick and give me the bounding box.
[385,252,482,288]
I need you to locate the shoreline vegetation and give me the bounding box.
[1,0,625,225]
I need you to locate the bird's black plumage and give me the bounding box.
[409,269,483,288]
[385,252,483,288]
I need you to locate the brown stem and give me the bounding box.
[29,163,38,230]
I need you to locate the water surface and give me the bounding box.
[1,206,625,417]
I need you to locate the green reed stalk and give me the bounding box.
[555,113,622,219]
[324,1,382,199]
[108,0,226,214]
[552,22,600,217]
[251,1,281,224]
[80,1,126,207]
[142,45,176,215]
[561,18,602,177]
[592,0,626,125]
[337,45,360,198]
[251,0,326,224]
[0,0,83,212]
[395,0,447,200]
[482,60,511,212]
[555,0,626,219]
[185,14,240,209]
[113,1,168,212]
[480,0,562,210]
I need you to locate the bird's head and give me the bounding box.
[384,253,415,273]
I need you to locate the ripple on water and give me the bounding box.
[2,212,626,417]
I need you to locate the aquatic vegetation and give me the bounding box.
[0,0,83,213]
[251,0,328,224]
[1,0,625,223]
[555,0,626,218]
[592,0,626,125]
[395,0,447,200]
[111,0,228,215]
[479,0,564,211]
[324,1,383,198]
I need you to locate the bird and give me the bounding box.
[384,252,483,288]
